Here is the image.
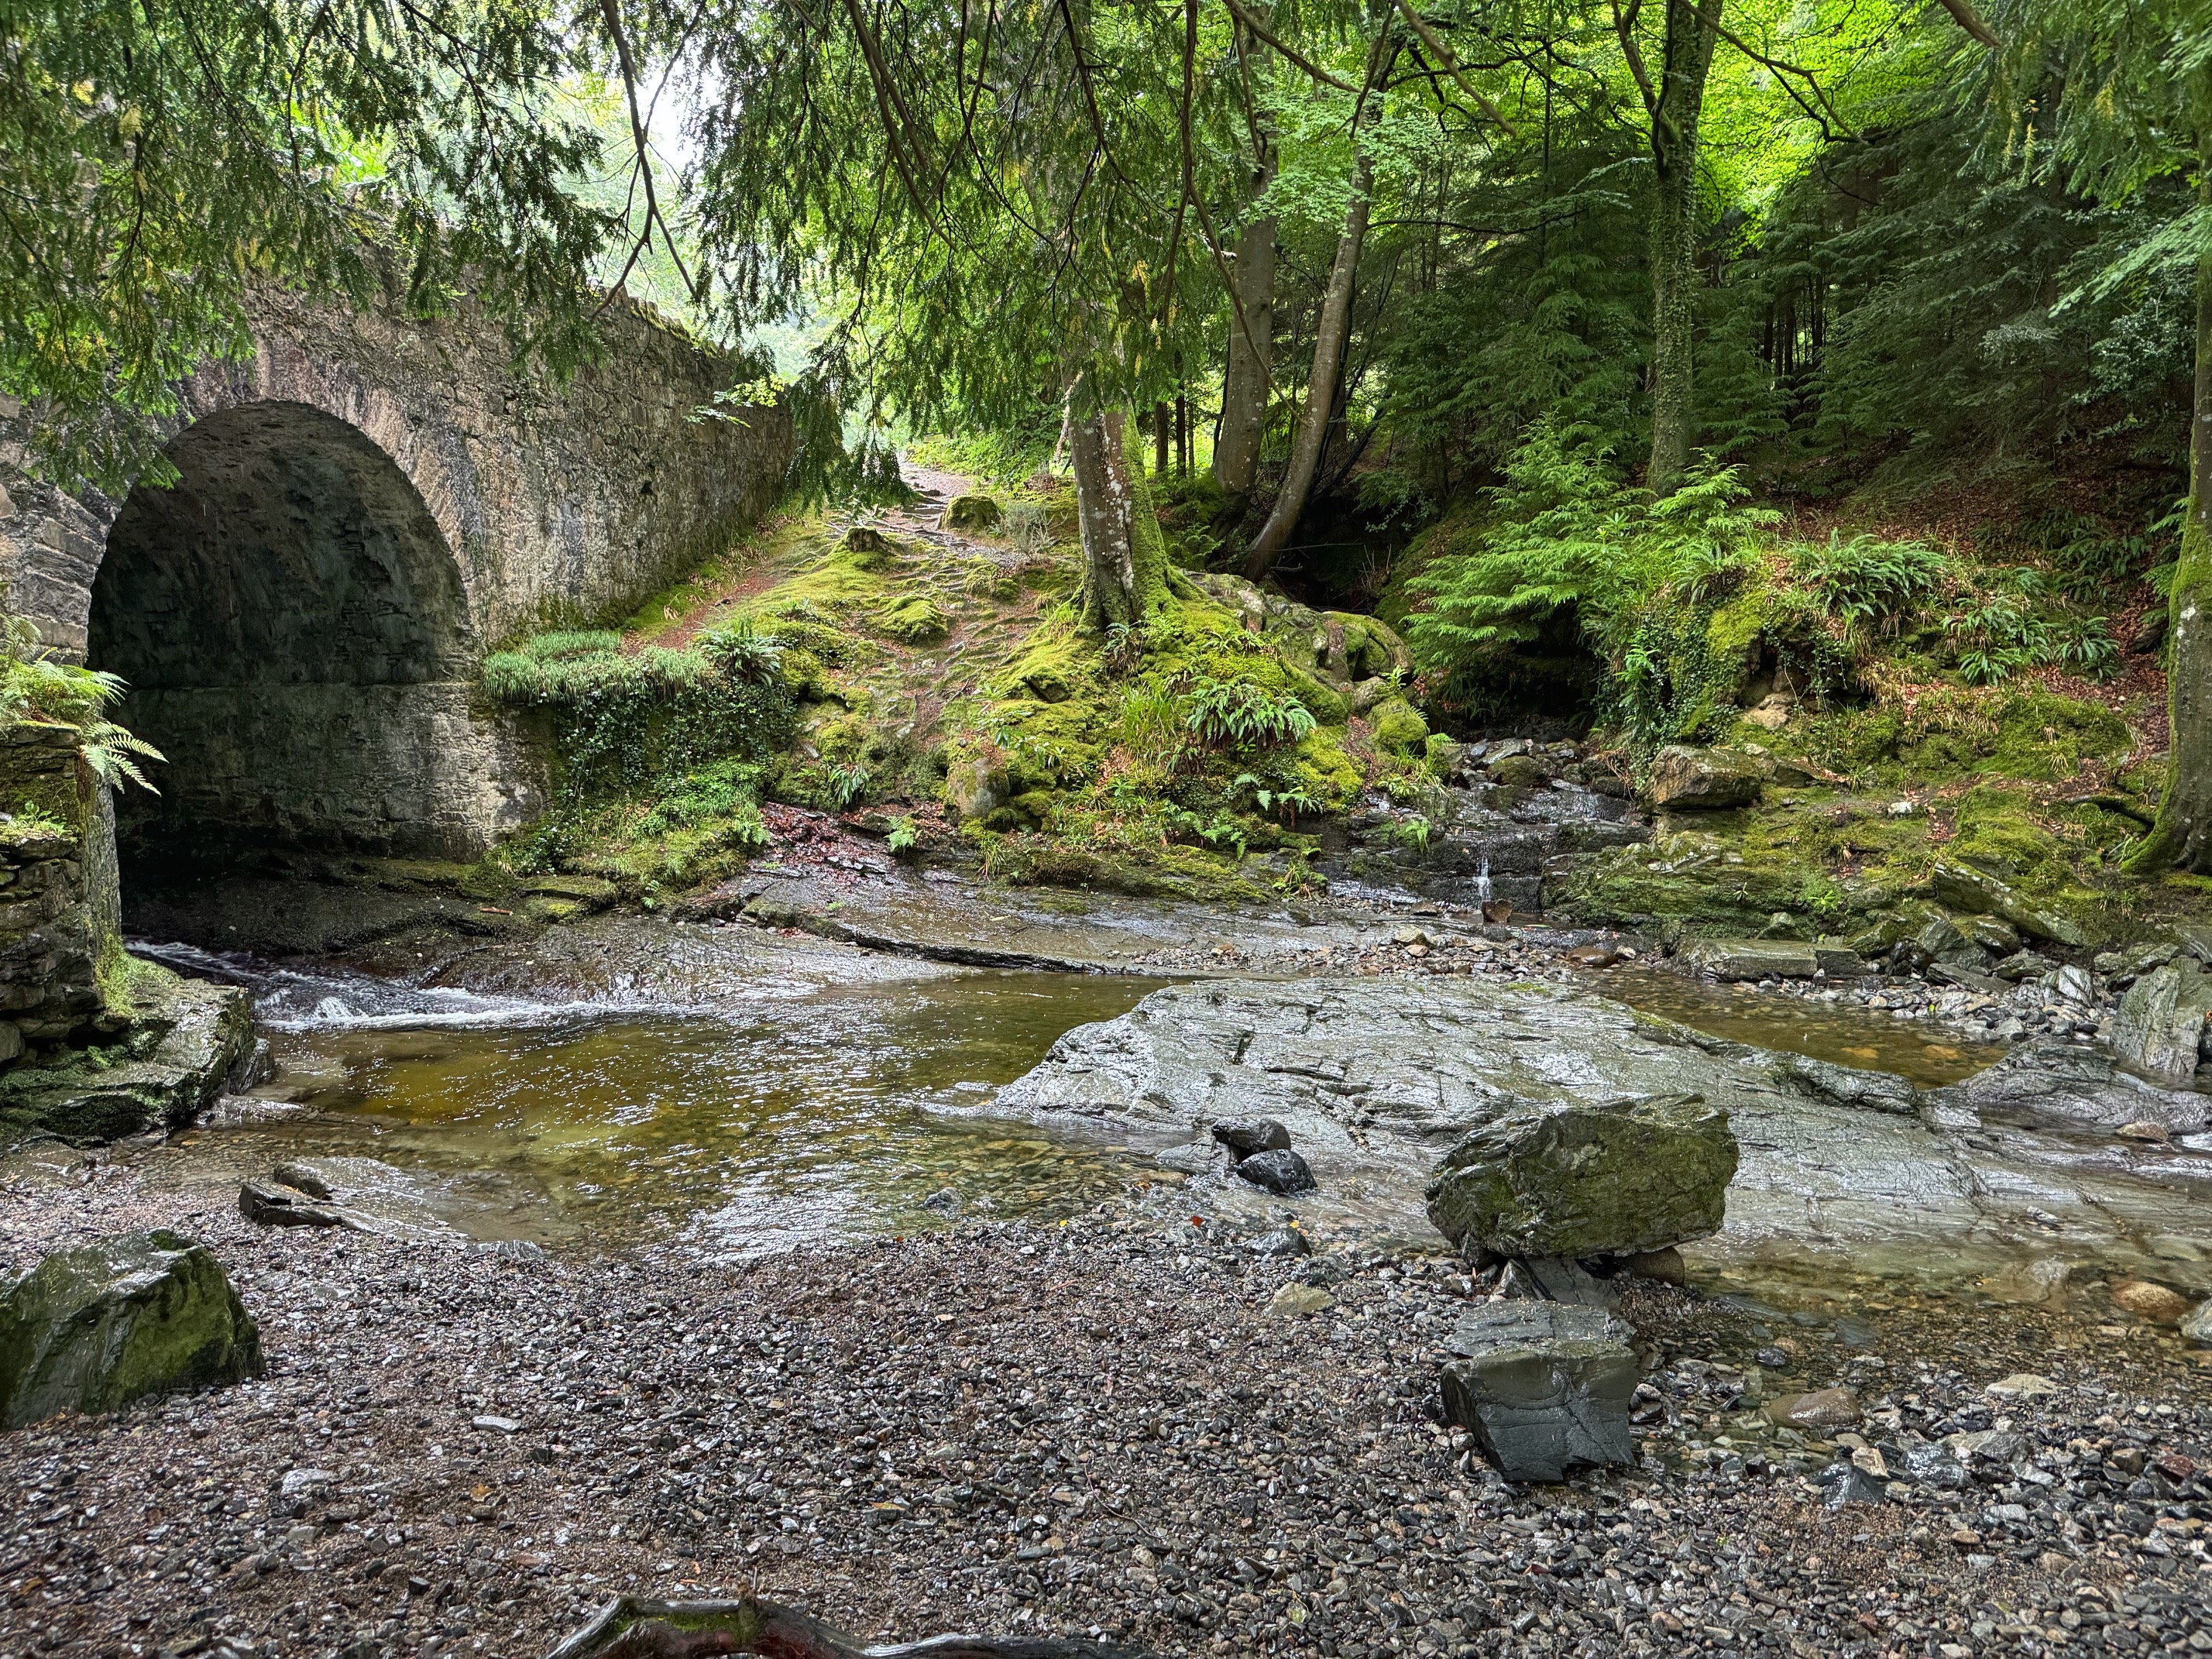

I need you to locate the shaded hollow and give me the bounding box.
[88,402,504,867]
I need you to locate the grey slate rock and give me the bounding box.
[1211,1118,1291,1161]
[2109,962,2212,1087]
[1232,1148,1316,1195]
[1440,1300,1638,1482]
[1942,1039,2210,1133]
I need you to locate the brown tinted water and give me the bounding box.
[166,971,1167,1253]
[1595,966,2003,1086]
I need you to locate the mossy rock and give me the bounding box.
[876,594,951,644]
[0,1230,263,1427]
[942,493,1003,532]
[1370,698,1431,757]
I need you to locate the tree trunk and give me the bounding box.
[1215,209,1276,497]
[1643,0,1722,497]
[2131,156,2212,873]
[1153,401,1171,476]
[1068,407,1162,633]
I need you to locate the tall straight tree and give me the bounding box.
[1214,16,1277,501]
[1615,0,1724,497]
[1994,1,2212,870]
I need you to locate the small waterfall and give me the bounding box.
[1473,855,1492,904]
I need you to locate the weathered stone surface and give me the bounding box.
[1773,1053,1921,1117]
[1233,1149,1316,1195]
[1939,1039,2210,1133]
[547,1594,1129,1659]
[2109,963,2212,1087]
[2183,1298,2212,1348]
[2,283,792,861]
[1211,1118,1290,1159]
[1426,1095,1738,1261]
[0,724,118,1054]
[239,1180,372,1231]
[992,975,2212,1289]
[1920,864,2091,948]
[1764,1386,1860,1431]
[1647,746,1764,810]
[0,964,253,1144]
[0,1229,262,1427]
[1440,1301,1637,1482]
[1678,938,1818,981]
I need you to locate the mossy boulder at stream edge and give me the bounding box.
[0,1230,263,1427]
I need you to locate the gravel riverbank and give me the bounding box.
[4,1157,2208,1659]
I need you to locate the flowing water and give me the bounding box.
[140,948,1170,1254]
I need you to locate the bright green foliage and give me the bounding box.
[1792,535,1953,639]
[1,0,622,490]
[0,615,163,791]
[1183,679,1317,751]
[482,631,796,805]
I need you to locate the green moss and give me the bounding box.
[1371,699,1431,756]
[877,593,951,644]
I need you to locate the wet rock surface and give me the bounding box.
[1425,1095,1738,1262]
[994,977,2212,1295]
[2,1162,2205,1659]
[0,1227,261,1427]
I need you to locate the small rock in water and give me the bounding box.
[1210,1117,1291,1162]
[2110,1278,2194,1324]
[919,1188,961,1214]
[1232,1148,1315,1195]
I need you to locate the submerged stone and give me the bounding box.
[0,1229,262,1427]
[1440,1300,1637,1482]
[1211,1116,1291,1160]
[1426,1094,1738,1261]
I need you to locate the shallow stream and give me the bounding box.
[125,934,2052,1260]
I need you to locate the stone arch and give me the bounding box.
[86,401,536,865]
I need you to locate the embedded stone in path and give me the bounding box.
[0,1229,262,1428]
[547,1593,1139,1658]
[1426,1094,1738,1261]
[1439,1301,1638,1482]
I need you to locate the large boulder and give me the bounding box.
[1647,747,1764,811]
[2109,963,2212,1087]
[1936,1039,2210,1134]
[0,1230,262,1427]
[1439,1300,1638,1482]
[1426,1094,1738,1261]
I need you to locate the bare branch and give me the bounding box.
[1391,0,1517,138]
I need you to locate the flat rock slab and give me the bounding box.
[1441,1300,1638,1482]
[994,977,2212,1292]
[0,1229,261,1427]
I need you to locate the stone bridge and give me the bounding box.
[0,287,791,867]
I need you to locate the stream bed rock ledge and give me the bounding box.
[1440,1300,1639,1482]
[0,1229,262,1428]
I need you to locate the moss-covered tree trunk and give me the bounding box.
[1068,407,1165,633]
[1641,0,1722,498]
[2132,156,2212,872]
